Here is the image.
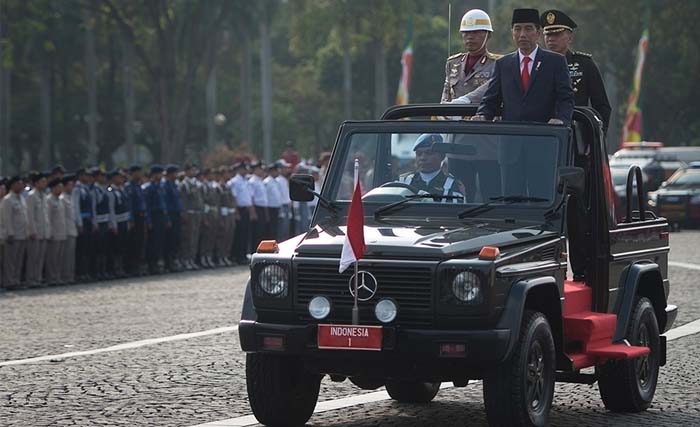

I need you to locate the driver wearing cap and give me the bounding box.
[399,134,465,200]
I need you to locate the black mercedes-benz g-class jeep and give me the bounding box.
[239,105,678,427]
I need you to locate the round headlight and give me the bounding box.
[308,296,331,320]
[452,271,482,304]
[259,264,288,297]
[375,298,398,323]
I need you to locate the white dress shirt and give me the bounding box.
[263,176,283,208]
[275,175,291,205]
[229,174,253,207]
[248,175,268,207]
[518,45,539,75]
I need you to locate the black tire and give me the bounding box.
[385,380,441,403]
[598,297,660,412]
[483,311,556,427]
[246,353,322,426]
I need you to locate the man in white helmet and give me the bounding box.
[441,9,501,104]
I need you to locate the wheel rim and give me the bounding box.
[636,323,654,391]
[526,340,547,413]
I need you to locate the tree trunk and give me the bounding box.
[373,37,387,119]
[259,5,273,163]
[39,59,52,169]
[206,64,217,150]
[341,25,352,119]
[241,33,252,145]
[84,7,98,159]
[122,37,135,165]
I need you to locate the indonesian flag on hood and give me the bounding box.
[339,181,366,273]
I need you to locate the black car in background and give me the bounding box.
[649,163,700,228]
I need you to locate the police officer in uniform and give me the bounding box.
[108,170,130,278]
[125,165,149,276]
[230,162,253,264]
[163,165,183,272]
[399,134,465,200]
[2,176,29,289]
[143,165,169,274]
[441,9,501,104]
[72,168,95,281]
[198,168,217,268]
[26,172,50,287]
[248,161,268,251]
[178,164,203,270]
[92,168,116,280]
[0,177,6,291]
[541,9,611,132]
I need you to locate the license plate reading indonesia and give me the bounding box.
[317,324,383,351]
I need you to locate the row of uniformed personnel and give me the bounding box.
[0,159,297,290]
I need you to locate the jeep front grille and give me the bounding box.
[294,262,434,327]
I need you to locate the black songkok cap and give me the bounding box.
[512,8,540,27]
[129,164,142,173]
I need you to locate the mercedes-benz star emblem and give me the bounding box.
[348,271,378,301]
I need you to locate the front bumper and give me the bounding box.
[239,320,511,378]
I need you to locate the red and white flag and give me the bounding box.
[339,164,365,273]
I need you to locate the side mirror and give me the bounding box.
[558,166,585,195]
[289,174,315,202]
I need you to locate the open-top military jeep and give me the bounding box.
[239,105,678,427]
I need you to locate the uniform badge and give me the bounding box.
[546,12,555,24]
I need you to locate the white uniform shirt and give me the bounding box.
[275,175,291,205]
[47,194,67,241]
[263,176,283,208]
[26,188,50,239]
[60,193,78,238]
[1,192,30,240]
[248,175,268,207]
[229,174,252,207]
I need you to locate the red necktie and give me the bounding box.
[521,56,531,92]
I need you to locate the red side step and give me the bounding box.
[563,280,650,370]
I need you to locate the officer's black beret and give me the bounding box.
[166,164,179,174]
[51,165,65,175]
[541,10,577,34]
[47,178,62,188]
[7,175,22,186]
[512,8,540,27]
[413,133,444,151]
[29,171,46,183]
[128,164,142,173]
[149,164,164,175]
[62,174,77,184]
[249,161,263,169]
[89,167,104,177]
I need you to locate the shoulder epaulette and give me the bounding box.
[447,52,465,61]
[573,50,592,58]
[486,51,503,60]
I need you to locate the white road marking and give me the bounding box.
[191,317,700,427]
[0,326,238,367]
[191,384,456,427]
[665,318,700,341]
[669,260,700,271]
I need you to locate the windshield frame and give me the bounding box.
[315,120,572,224]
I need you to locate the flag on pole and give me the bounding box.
[339,161,365,273]
[395,20,413,105]
[621,26,649,145]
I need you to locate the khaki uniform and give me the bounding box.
[2,193,29,288]
[441,51,501,103]
[25,189,50,285]
[199,181,219,262]
[46,194,67,284]
[178,177,203,264]
[61,192,78,283]
[214,182,236,262]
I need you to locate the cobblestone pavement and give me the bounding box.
[0,230,699,426]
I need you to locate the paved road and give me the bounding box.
[1,231,700,426]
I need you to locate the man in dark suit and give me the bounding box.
[474,8,574,125]
[472,8,574,199]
